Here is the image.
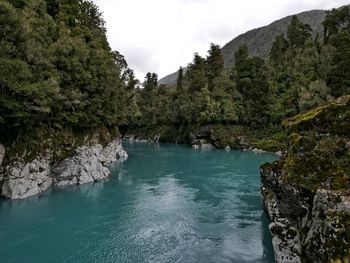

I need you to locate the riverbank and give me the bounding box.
[0,128,128,200]
[124,124,286,154]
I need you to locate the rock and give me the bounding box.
[133,138,148,143]
[0,144,5,167]
[190,125,212,142]
[252,148,266,154]
[261,96,350,262]
[261,164,303,262]
[302,189,350,261]
[275,151,283,157]
[101,141,127,164]
[53,140,125,186]
[225,145,230,152]
[201,143,213,149]
[1,157,52,200]
[1,140,128,199]
[269,222,301,263]
[190,126,214,149]
[55,177,78,186]
[191,137,214,150]
[117,148,128,162]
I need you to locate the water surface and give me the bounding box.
[0,142,277,262]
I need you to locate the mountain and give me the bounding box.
[159,9,326,85]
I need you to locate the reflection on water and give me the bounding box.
[0,142,277,263]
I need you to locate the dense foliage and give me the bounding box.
[0,0,136,144]
[1,1,349,152]
[133,8,350,147]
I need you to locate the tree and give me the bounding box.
[143,72,158,92]
[176,66,184,92]
[323,6,350,43]
[186,53,207,93]
[234,45,270,127]
[0,1,25,58]
[45,0,59,18]
[234,44,249,64]
[287,16,312,48]
[299,80,331,111]
[0,0,133,143]
[270,33,289,64]
[206,43,224,91]
[327,31,350,97]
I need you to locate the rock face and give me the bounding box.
[2,158,52,200]
[261,96,350,262]
[1,140,127,200]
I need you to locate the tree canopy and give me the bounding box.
[0,0,134,143]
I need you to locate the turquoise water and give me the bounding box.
[0,142,277,263]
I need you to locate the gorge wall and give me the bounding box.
[261,96,350,262]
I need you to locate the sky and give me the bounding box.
[92,0,349,81]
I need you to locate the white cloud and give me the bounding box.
[92,0,348,80]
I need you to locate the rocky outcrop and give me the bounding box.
[190,125,214,149]
[0,140,127,200]
[262,164,350,262]
[2,157,52,200]
[52,141,127,186]
[261,96,350,262]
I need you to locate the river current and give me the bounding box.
[0,142,277,262]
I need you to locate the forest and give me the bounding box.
[130,6,350,149]
[0,0,136,146]
[0,0,350,152]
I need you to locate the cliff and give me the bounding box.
[261,96,350,262]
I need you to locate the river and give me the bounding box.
[0,142,277,262]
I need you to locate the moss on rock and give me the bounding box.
[281,96,350,192]
[262,96,350,262]
[3,126,121,166]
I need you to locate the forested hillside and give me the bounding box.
[133,6,350,150]
[159,8,327,86]
[0,0,137,146]
[221,9,327,67]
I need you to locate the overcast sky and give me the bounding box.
[92,0,348,80]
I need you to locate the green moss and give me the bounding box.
[211,124,243,149]
[211,124,287,151]
[277,96,350,191]
[261,160,282,173]
[3,126,120,166]
[283,95,350,136]
[253,139,280,152]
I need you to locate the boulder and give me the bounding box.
[52,140,126,187]
[1,157,52,200]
